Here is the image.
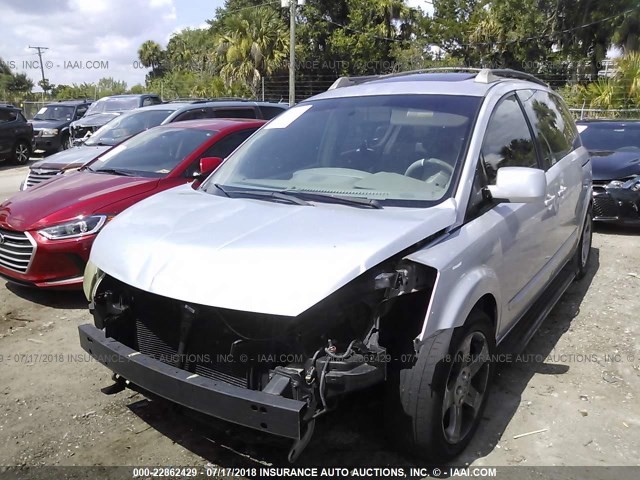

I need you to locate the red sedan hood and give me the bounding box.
[0,171,159,231]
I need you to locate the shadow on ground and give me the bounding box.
[121,249,600,468]
[0,156,46,172]
[6,282,88,310]
[594,223,640,237]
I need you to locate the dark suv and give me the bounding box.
[69,94,162,141]
[0,104,34,165]
[31,100,91,154]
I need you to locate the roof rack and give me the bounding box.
[475,69,547,86]
[207,97,250,102]
[328,68,547,90]
[167,98,209,104]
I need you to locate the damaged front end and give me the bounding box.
[592,175,640,224]
[79,259,436,461]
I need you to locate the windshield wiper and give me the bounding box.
[94,168,135,177]
[214,184,311,206]
[282,190,382,209]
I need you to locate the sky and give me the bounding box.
[0,0,432,92]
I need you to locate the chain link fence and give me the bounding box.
[568,108,640,121]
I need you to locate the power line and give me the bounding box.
[219,1,280,16]
[321,6,639,47]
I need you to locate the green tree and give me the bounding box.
[613,7,640,53]
[216,6,288,97]
[128,84,146,94]
[166,28,216,74]
[96,77,128,95]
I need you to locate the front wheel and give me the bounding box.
[59,133,72,151]
[384,311,495,462]
[12,141,30,165]
[575,204,593,280]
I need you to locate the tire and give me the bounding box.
[59,133,71,151]
[384,310,495,462]
[12,140,31,165]
[574,204,593,280]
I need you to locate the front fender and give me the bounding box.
[417,265,502,340]
[406,223,504,341]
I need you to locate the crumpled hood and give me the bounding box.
[71,112,119,128]
[29,145,110,170]
[0,172,158,231]
[91,186,457,316]
[590,150,640,181]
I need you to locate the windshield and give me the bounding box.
[86,97,140,115]
[88,127,215,178]
[203,95,481,206]
[33,105,75,121]
[84,109,174,146]
[578,123,640,151]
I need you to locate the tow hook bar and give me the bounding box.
[287,419,315,463]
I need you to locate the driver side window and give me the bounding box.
[183,129,257,178]
[466,94,539,222]
[481,94,538,185]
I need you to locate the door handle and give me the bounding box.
[544,194,556,207]
[558,186,567,197]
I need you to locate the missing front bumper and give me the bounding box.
[78,324,307,439]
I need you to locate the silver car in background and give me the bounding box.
[80,69,592,462]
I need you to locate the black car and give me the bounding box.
[0,104,34,165]
[31,100,91,154]
[69,94,162,141]
[578,120,640,225]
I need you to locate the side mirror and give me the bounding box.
[487,167,546,203]
[199,156,223,176]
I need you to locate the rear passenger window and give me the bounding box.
[175,109,207,121]
[481,94,538,184]
[0,110,17,122]
[518,90,577,168]
[144,96,162,106]
[212,108,256,119]
[258,106,286,120]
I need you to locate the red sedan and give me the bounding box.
[0,119,265,288]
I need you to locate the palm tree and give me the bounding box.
[372,0,409,39]
[138,40,164,71]
[216,7,288,98]
[615,52,640,105]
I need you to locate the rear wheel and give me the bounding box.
[385,310,495,461]
[575,204,593,280]
[12,141,30,165]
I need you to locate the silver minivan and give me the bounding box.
[80,69,592,462]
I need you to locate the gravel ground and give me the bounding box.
[0,162,638,475]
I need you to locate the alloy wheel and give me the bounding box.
[441,331,491,444]
[15,143,29,164]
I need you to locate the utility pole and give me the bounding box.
[29,46,49,100]
[289,0,296,106]
[282,1,304,106]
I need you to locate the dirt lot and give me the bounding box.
[0,165,638,473]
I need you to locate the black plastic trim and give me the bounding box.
[78,324,307,439]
